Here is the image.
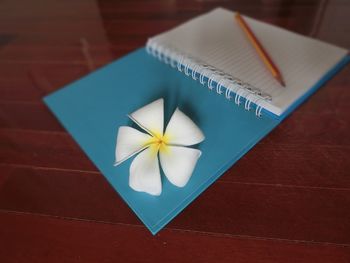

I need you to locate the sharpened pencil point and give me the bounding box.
[276,76,286,87]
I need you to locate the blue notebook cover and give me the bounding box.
[43,48,347,234]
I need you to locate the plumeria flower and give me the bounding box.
[115,98,205,196]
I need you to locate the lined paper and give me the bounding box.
[148,8,348,116]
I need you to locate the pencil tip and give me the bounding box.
[276,76,286,87]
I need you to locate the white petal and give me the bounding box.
[129,98,164,137]
[115,126,152,165]
[164,108,205,146]
[129,146,162,196]
[159,146,201,187]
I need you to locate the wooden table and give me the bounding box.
[1,0,349,262]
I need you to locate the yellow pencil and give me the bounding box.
[235,12,286,87]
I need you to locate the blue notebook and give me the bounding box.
[44,8,349,234]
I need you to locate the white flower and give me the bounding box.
[115,98,205,196]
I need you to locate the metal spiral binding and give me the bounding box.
[146,39,272,117]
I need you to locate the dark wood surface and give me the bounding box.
[1,0,349,262]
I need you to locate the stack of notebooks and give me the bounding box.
[44,8,349,234]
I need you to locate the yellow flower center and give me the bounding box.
[143,131,170,156]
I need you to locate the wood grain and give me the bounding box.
[0,165,350,244]
[0,0,349,262]
[1,211,350,263]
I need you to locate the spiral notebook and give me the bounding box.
[148,7,350,118]
[44,8,349,234]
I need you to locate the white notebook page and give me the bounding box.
[148,8,348,116]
